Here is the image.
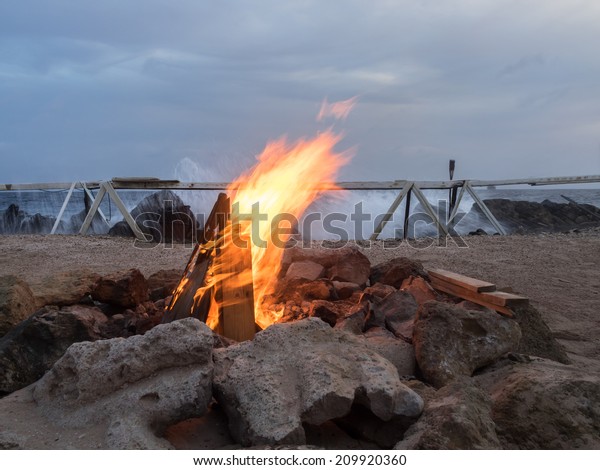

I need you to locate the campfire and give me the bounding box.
[163,131,350,341]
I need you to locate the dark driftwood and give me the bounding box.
[162,193,258,342]
[162,193,230,324]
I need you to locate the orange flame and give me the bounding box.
[227,130,350,328]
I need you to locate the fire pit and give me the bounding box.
[162,130,350,341]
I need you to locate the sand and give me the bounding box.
[1,231,599,450]
[1,230,599,372]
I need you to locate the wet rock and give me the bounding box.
[92,269,149,308]
[108,190,200,243]
[30,318,214,449]
[334,305,367,335]
[400,276,438,306]
[512,304,570,364]
[281,246,370,286]
[335,403,417,449]
[476,357,600,449]
[363,327,416,377]
[413,301,521,388]
[285,261,325,281]
[370,258,427,289]
[0,275,36,337]
[0,305,108,394]
[396,378,501,450]
[308,300,340,327]
[378,290,418,336]
[276,278,334,303]
[469,199,600,234]
[327,252,371,287]
[30,269,101,309]
[362,295,385,331]
[332,281,360,300]
[213,318,424,446]
[364,283,396,299]
[147,269,182,301]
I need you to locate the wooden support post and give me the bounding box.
[81,183,111,228]
[464,182,506,235]
[448,182,467,226]
[370,183,414,240]
[79,184,107,235]
[50,181,77,234]
[403,187,412,239]
[218,221,256,342]
[411,184,450,237]
[102,182,147,241]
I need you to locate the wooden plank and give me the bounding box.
[370,182,413,240]
[411,184,450,237]
[465,182,507,235]
[50,181,77,234]
[0,182,102,191]
[78,184,106,235]
[3,174,600,192]
[429,278,515,317]
[431,277,527,307]
[219,221,256,342]
[428,268,496,293]
[479,290,529,307]
[102,182,147,241]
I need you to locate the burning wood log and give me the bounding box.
[162,193,257,342]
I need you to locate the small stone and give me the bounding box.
[285,261,325,281]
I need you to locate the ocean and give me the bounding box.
[1,187,599,238]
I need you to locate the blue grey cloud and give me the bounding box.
[1,0,599,184]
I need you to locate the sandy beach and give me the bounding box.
[1,230,599,372]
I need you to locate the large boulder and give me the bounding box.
[0,319,215,449]
[108,190,200,243]
[213,318,424,446]
[363,327,416,377]
[468,199,600,234]
[512,304,570,364]
[0,275,36,337]
[0,204,63,235]
[0,305,107,394]
[396,378,501,450]
[370,258,427,289]
[475,357,600,449]
[92,269,149,308]
[413,301,521,388]
[30,269,101,309]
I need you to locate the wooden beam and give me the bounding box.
[0,182,101,191]
[218,221,256,342]
[81,183,111,228]
[370,183,413,240]
[2,174,600,192]
[465,182,507,235]
[102,182,147,241]
[428,268,496,293]
[411,183,450,237]
[429,278,515,317]
[50,181,77,234]
[447,183,467,225]
[79,184,107,236]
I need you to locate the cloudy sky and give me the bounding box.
[1,0,600,184]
